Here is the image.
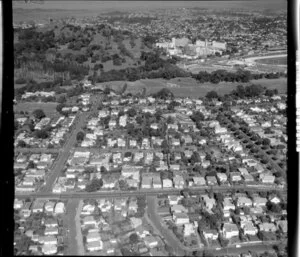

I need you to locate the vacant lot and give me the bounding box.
[14,102,58,117]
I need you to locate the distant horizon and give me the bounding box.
[13,0,287,12]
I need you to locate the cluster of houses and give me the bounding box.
[14,153,55,193]
[14,198,66,255]
[80,198,166,255]
[158,193,287,247]
[15,115,76,148]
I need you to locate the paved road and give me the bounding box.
[41,112,88,192]
[211,240,286,256]
[146,196,185,256]
[15,184,286,199]
[64,199,81,256]
[245,54,287,63]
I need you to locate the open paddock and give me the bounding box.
[14,102,58,117]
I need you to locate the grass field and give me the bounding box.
[96,76,286,98]
[14,102,58,117]
[134,77,287,98]
[256,56,287,65]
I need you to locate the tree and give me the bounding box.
[152,88,174,100]
[161,140,169,154]
[17,140,26,148]
[86,179,103,192]
[100,166,107,173]
[129,233,139,244]
[32,109,46,120]
[34,129,49,139]
[206,91,219,100]
[127,108,137,117]
[57,95,66,104]
[76,131,85,142]
[262,138,271,145]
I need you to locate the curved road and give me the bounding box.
[245,54,287,64]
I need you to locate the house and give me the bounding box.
[83,216,97,226]
[202,160,211,169]
[54,202,65,214]
[222,223,239,239]
[44,227,59,236]
[243,174,254,182]
[206,176,218,186]
[184,223,195,237]
[237,197,253,207]
[163,179,173,188]
[32,200,45,213]
[171,138,180,147]
[223,198,235,211]
[87,241,103,251]
[203,229,218,240]
[173,213,190,225]
[153,176,162,189]
[253,197,267,207]
[150,123,159,130]
[127,179,139,188]
[86,232,101,243]
[81,204,95,215]
[260,174,275,184]
[45,219,58,228]
[136,225,150,238]
[173,175,185,189]
[144,236,159,248]
[193,176,206,186]
[42,244,57,255]
[42,235,57,245]
[276,220,287,233]
[168,195,182,205]
[202,195,216,210]
[242,221,257,236]
[230,172,242,182]
[14,199,23,209]
[170,204,188,213]
[259,223,277,233]
[141,138,150,149]
[130,217,142,229]
[141,177,152,189]
[216,173,228,183]
[128,200,138,213]
[269,196,281,204]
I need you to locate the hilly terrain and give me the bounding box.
[14,23,159,85]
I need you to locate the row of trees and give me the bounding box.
[192,69,286,84]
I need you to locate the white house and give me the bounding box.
[222,223,239,239]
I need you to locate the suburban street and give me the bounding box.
[41,112,89,192]
[64,199,81,256]
[146,196,185,256]
[15,184,286,199]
